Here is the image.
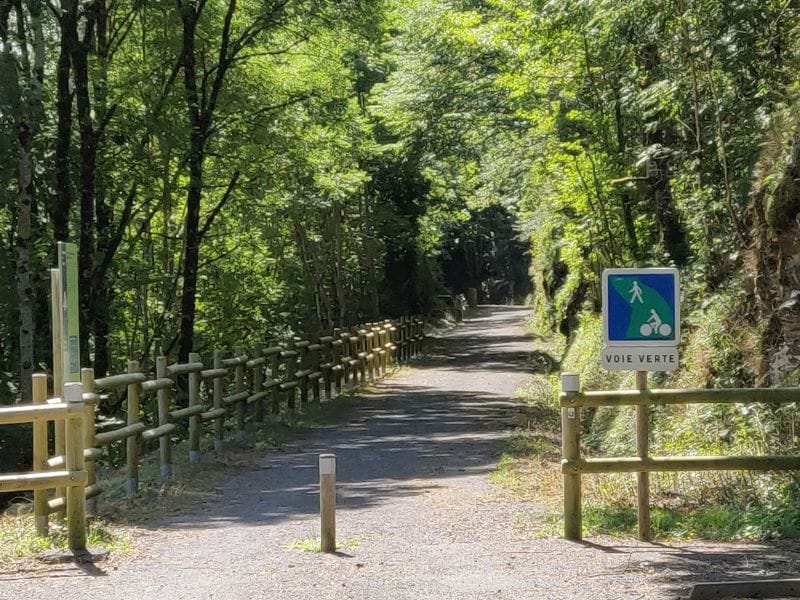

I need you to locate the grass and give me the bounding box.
[289,537,361,553]
[0,513,131,564]
[493,410,800,540]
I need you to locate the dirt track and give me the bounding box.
[2,306,799,600]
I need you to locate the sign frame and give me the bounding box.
[602,267,680,348]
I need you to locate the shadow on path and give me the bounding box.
[154,306,534,531]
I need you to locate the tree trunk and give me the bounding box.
[177,1,204,363]
[53,0,76,242]
[3,0,45,403]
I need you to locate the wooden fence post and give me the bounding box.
[155,356,172,477]
[125,360,140,495]
[319,453,336,553]
[233,347,246,433]
[636,370,651,541]
[310,342,321,404]
[378,324,387,377]
[213,350,226,452]
[81,368,98,512]
[252,348,265,422]
[386,320,397,369]
[64,381,86,551]
[400,316,407,362]
[321,337,333,402]
[338,330,349,389]
[358,329,368,384]
[284,341,297,416]
[32,373,49,536]
[366,327,376,383]
[298,342,310,406]
[332,329,343,396]
[269,347,281,416]
[561,373,582,541]
[188,352,202,462]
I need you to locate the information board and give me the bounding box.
[58,241,81,382]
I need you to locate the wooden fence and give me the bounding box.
[559,373,800,541]
[0,316,426,551]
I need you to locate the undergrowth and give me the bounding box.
[498,290,800,541]
[0,514,131,563]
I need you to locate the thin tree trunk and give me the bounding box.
[53,0,76,242]
[177,0,204,362]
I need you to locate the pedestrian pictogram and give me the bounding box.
[629,281,643,304]
[602,268,680,371]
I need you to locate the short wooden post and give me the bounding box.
[188,352,202,462]
[125,360,140,495]
[156,357,173,477]
[636,370,651,541]
[561,373,582,541]
[81,368,98,513]
[32,373,49,536]
[319,453,336,553]
[269,348,280,416]
[213,350,226,452]
[252,348,265,422]
[64,382,86,551]
[233,347,246,433]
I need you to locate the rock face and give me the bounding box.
[747,110,800,385]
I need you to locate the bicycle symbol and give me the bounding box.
[639,309,672,337]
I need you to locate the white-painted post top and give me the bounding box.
[319,454,336,475]
[561,373,580,393]
[64,381,83,403]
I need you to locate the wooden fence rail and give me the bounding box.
[559,373,800,541]
[1,316,426,549]
[0,378,87,550]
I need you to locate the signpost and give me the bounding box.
[601,267,680,541]
[50,241,81,516]
[602,268,680,371]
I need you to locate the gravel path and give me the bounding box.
[3,306,800,600]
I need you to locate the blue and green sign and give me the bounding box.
[603,268,680,347]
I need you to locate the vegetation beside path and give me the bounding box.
[493,325,800,542]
